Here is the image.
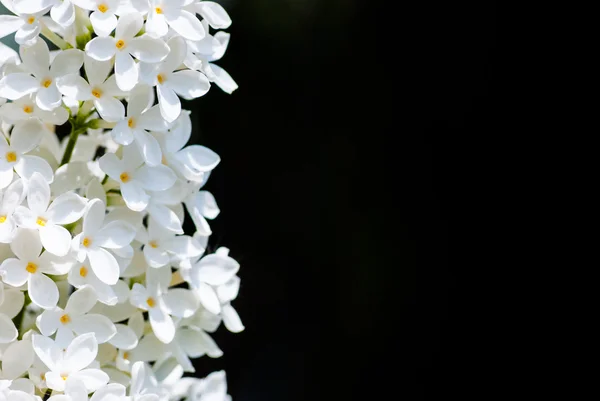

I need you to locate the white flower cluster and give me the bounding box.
[0,1,239,400]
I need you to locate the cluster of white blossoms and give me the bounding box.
[0,0,240,400]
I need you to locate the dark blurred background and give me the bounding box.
[189,1,496,399]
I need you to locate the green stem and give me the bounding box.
[60,120,87,166]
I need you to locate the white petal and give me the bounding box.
[71,314,117,344]
[209,63,238,94]
[217,276,241,304]
[56,74,92,100]
[88,382,126,400]
[70,368,109,392]
[115,51,138,91]
[196,282,221,315]
[109,119,134,145]
[32,333,60,371]
[51,49,84,77]
[28,273,59,309]
[149,306,175,344]
[0,15,23,41]
[90,10,118,37]
[192,253,240,286]
[147,203,183,234]
[165,235,204,259]
[176,145,220,174]
[10,118,45,154]
[163,288,199,318]
[94,96,125,122]
[195,1,232,29]
[65,285,97,315]
[94,220,136,248]
[109,324,138,350]
[0,314,18,343]
[10,227,42,260]
[133,129,162,166]
[36,308,62,336]
[221,303,245,333]
[1,338,35,378]
[166,10,205,41]
[83,198,106,236]
[138,105,170,131]
[39,224,72,256]
[0,73,39,100]
[84,54,112,87]
[88,247,120,285]
[167,70,210,99]
[157,84,181,123]
[65,332,98,371]
[145,10,168,38]
[116,12,143,39]
[98,152,124,182]
[85,36,117,61]
[134,165,176,191]
[36,83,62,111]
[121,181,149,212]
[15,155,54,183]
[47,192,87,225]
[51,0,76,26]
[0,288,24,318]
[128,37,170,63]
[0,258,28,287]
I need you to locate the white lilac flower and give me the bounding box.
[32,332,109,392]
[99,144,176,212]
[146,0,206,41]
[130,282,198,344]
[0,38,83,111]
[0,118,54,189]
[36,285,117,344]
[0,93,69,125]
[157,111,221,182]
[0,2,45,45]
[13,0,76,27]
[85,13,170,91]
[57,54,125,122]
[110,84,168,165]
[67,258,120,305]
[70,0,120,37]
[140,36,210,122]
[73,198,136,285]
[182,247,239,315]
[139,217,203,268]
[13,172,87,256]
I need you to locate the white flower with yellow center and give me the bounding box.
[73,198,136,285]
[85,13,170,91]
[71,0,120,37]
[12,172,87,256]
[0,118,53,189]
[36,285,117,344]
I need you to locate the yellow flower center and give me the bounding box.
[116,40,126,50]
[26,262,38,274]
[146,297,156,308]
[37,217,47,226]
[0,216,6,223]
[149,241,159,249]
[157,74,166,85]
[80,266,88,277]
[161,155,168,165]
[82,237,92,248]
[61,375,68,381]
[42,78,52,88]
[128,117,136,128]
[5,152,17,163]
[120,172,131,183]
[155,7,163,14]
[123,351,130,360]
[60,314,71,324]
[98,3,109,13]
[23,105,33,113]
[92,88,103,98]
[27,16,35,24]
[40,373,46,381]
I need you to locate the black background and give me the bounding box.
[188,1,497,399]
